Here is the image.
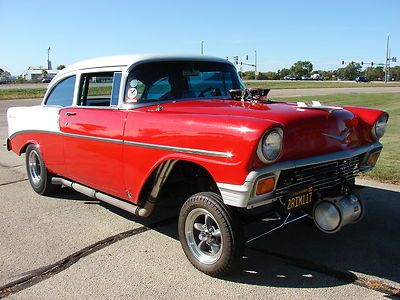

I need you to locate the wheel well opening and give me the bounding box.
[138,160,219,209]
[19,142,33,155]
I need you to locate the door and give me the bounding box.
[59,72,128,199]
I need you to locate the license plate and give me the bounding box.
[285,185,314,212]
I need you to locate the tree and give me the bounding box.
[337,63,361,80]
[57,64,66,70]
[290,61,313,76]
[365,67,384,81]
[277,68,290,79]
[389,66,400,81]
[242,71,255,80]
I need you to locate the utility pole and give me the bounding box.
[201,41,204,55]
[385,35,389,84]
[47,47,51,70]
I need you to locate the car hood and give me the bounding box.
[157,99,370,161]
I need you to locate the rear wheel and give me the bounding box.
[25,144,59,195]
[178,192,243,277]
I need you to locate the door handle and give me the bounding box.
[65,112,76,116]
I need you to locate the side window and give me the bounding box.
[146,77,171,101]
[125,79,145,103]
[79,72,120,107]
[45,76,76,106]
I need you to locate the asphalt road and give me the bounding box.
[0,99,399,299]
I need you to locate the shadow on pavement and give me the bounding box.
[50,185,400,290]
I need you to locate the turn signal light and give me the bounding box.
[255,177,275,196]
[367,152,379,166]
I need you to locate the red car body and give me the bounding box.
[6,55,388,276]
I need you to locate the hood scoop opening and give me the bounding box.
[296,101,343,113]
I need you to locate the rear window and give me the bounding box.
[124,61,241,103]
[45,76,76,107]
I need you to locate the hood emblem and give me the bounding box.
[323,128,351,142]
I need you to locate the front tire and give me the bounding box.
[25,144,59,195]
[178,192,243,277]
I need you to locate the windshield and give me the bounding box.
[124,61,242,103]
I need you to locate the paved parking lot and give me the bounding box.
[0,99,399,299]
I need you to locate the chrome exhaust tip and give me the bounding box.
[313,194,363,234]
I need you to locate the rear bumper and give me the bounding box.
[217,142,382,209]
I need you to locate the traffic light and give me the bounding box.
[233,56,238,65]
[392,57,397,62]
[342,61,345,65]
[371,62,374,66]
[361,61,364,65]
[245,55,249,60]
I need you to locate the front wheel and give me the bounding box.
[25,144,60,195]
[178,192,243,277]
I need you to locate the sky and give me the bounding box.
[1,0,399,75]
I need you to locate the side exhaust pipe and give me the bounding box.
[51,177,155,217]
[313,194,363,234]
[51,160,177,218]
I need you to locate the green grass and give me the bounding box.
[0,86,112,100]
[246,80,400,89]
[274,93,400,184]
[0,88,46,100]
[2,81,400,100]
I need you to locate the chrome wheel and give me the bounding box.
[179,192,243,276]
[185,208,223,264]
[28,150,42,185]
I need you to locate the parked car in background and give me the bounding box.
[284,75,301,80]
[6,54,388,277]
[355,76,370,83]
[311,73,323,81]
[0,76,7,84]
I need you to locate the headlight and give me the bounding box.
[372,113,388,140]
[257,128,283,163]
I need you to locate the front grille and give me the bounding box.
[275,154,364,198]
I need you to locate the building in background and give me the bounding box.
[21,66,58,81]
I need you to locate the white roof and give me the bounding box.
[56,54,231,78]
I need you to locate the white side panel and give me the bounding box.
[7,106,61,138]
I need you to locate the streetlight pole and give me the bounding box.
[201,41,204,55]
[385,35,389,84]
[47,47,51,70]
[254,50,257,80]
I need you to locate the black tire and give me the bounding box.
[25,144,60,195]
[178,192,243,277]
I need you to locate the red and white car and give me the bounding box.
[7,55,388,276]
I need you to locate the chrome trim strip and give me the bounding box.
[63,132,123,144]
[9,130,233,158]
[124,140,233,158]
[8,130,61,141]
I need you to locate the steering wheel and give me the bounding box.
[198,87,215,97]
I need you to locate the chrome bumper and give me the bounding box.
[217,142,382,209]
